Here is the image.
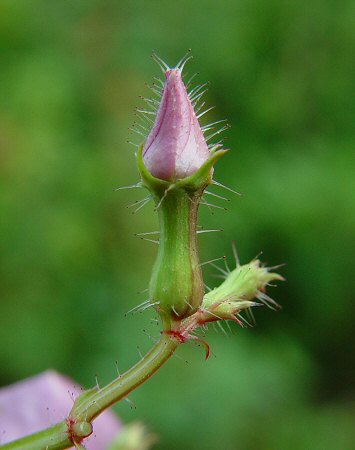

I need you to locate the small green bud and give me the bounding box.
[203,259,283,313]
[71,421,93,438]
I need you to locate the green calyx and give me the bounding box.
[137,145,227,328]
[137,144,228,194]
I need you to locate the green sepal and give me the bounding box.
[176,149,228,191]
[136,143,228,195]
[212,300,258,318]
[136,144,169,196]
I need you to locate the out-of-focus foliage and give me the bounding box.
[0,1,354,449]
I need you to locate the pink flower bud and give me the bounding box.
[142,67,210,181]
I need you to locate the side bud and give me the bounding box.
[136,54,227,328]
[201,259,283,323]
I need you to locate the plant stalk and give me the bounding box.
[1,334,179,450]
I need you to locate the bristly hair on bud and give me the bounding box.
[132,51,229,181]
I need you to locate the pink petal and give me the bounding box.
[143,69,210,180]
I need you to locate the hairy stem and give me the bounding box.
[0,422,71,450]
[72,333,179,422]
[1,334,179,450]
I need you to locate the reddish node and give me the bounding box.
[163,330,211,359]
[163,330,187,343]
[67,417,93,445]
[67,417,78,444]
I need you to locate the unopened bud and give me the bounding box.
[203,259,283,313]
[142,68,210,181]
[136,55,227,327]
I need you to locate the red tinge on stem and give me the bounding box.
[143,68,210,181]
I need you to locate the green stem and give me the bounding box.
[1,334,179,450]
[72,333,178,422]
[0,423,71,450]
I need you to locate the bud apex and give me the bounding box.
[143,68,210,181]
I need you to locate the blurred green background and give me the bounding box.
[1,1,354,449]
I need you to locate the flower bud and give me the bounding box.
[202,259,283,314]
[135,55,228,328]
[142,68,210,181]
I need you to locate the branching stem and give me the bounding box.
[1,334,179,450]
